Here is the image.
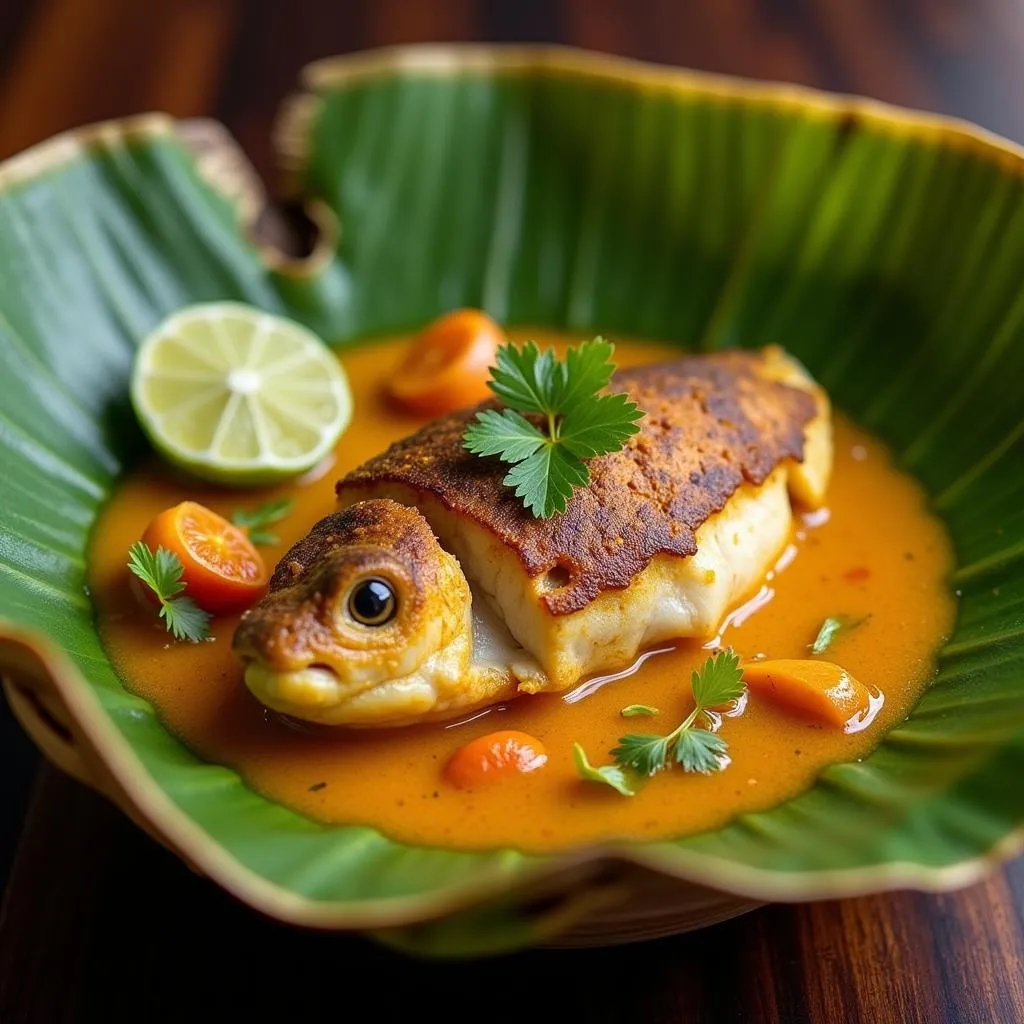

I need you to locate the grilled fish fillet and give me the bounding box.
[234,346,832,727]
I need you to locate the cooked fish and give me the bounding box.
[234,346,832,727]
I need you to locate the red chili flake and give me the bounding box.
[844,566,871,583]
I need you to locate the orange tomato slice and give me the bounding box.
[741,659,872,729]
[141,501,268,614]
[445,730,548,789]
[388,308,503,416]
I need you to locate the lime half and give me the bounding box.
[131,303,351,486]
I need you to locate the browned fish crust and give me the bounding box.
[338,351,817,615]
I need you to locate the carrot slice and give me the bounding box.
[389,308,503,416]
[741,659,871,729]
[141,501,267,614]
[445,730,548,789]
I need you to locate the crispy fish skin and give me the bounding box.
[338,347,819,615]
[235,346,831,726]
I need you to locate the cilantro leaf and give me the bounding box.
[502,443,589,519]
[556,337,618,413]
[127,543,185,601]
[674,728,730,774]
[690,648,744,709]
[487,341,561,415]
[620,704,659,718]
[127,541,211,643]
[810,613,867,655]
[231,498,294,546]
[463,409,545,462]
[559,392,643,459]
[161,596,213,643]
[611,733,671,777]
[572,743,636,797]
[463,338,644,518]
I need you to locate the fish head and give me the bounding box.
[233,499,471,725]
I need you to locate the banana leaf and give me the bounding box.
[1,48,1023,955]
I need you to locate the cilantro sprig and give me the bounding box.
[575,650,744,794]
[127,542,211,643]
[613,650,744,776]
[231,498,294,546]
[463,339,643,518]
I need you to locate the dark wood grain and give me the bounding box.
[0,0,236,158]
[2,2,1023,1021]
[1,766,1021,1023]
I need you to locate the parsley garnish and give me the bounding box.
[572,743,637,797]
[674,728,729,774]
[620,704,659,718]
[574,651,745,794]
[809,614,867,655]
[463,339,643,518]
[231,498,294,546]
[615,650,743,777]
[127,541,212,643]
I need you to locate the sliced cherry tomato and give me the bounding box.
[388,308,503,416]
[141,501,267,614]
[445,730,548,789]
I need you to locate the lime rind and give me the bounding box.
[130,302,351,485]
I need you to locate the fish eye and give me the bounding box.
[348,578,397,627]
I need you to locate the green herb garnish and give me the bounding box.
[231,498,294,546]
[463,339,643,518]
[573,651,744,795]
[127,541,211,643]
[809,614,867,655]
[612,650,744,777]
[620,704,659,718]
[572,743,637,797]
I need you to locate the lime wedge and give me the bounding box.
[131,303,351,486]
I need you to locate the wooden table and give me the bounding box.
[2,2,1023,1020]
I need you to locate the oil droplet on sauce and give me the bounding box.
[89,333,956,853]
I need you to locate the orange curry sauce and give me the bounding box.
[90,334,956,852]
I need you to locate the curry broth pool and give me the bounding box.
[90,333,956,852]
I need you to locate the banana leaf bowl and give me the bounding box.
[2,45,1023,957]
